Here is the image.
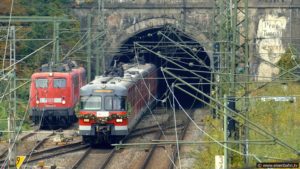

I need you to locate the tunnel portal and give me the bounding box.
[111,26,211,108]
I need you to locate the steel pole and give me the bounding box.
[87,14,92,82]
[224,95,228,169]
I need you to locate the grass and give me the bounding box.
[248,82,300,162]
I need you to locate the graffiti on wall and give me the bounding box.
[256,13,287,81]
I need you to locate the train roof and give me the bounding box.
[39,61,79,72]
[31,67,84,79]
[80,63,156,96]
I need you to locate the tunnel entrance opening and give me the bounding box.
[112,26,211,108]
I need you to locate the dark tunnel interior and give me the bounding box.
[111,26,211,108]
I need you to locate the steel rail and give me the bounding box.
[98,149,116,169]
[164,69,300,155]
[0,142,85,164]
[168,111,193,169]
[71,147,92,169]
[98,107,168,169]
[25,144,89,163]
[29,141,82,156]
[31,132,55,151]
[130,124,184,138]
[139,110,174,169]
[0,130,38,159]
[139,132,163,169]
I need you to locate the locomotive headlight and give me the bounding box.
[83,119,90,122]
[116,119,123,123]
[36,100,40,104]
[62,100,66,104]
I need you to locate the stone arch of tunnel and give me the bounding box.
[111,25,211,108]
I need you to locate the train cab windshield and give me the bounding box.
[35,78,48,88]
[80,95,126,111]
[104,96,126,111]
[35,78,67,88]
[54,78,66,88]
[81,96,102,110]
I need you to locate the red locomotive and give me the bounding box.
[78,63,157,145]
[29,61,86,129]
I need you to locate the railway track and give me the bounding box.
[25,141,88,163]
[138,109,193,169]
[2,107,195,169]
[101,108,189,169]
[0,141,86,164]
[130,123,184,138]
[168,110,193,169]
[0,130,39,160]
[139,131,163,169]
[71,108,170,169]
[70,121,136,169]
[0,129,84,169]
[93,108,183,169]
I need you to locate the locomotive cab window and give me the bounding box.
[35,78,48,88]
[104,96,126,111]
[54,78,66,88]
[81,96,102,110]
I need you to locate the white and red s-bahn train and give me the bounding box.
[78,63,157,144]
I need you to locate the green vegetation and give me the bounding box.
[0,1,80,136]
[194,82,300,168]
[277,46,300,79]
[193,115,224,169]
[18,0,70,16]
[248,82,300,161]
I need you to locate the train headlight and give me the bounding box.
[83,119,90,122]
[36,100,40,104]
[62,100,66,104]
[116,119,123,123]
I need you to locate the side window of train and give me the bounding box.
[35,78,48,88]
[54,78,66,88]
[82,72,86,83]
[121,97,126,110]
[73,76,79,88]
[113,97,126,110]
[127,101,132,115]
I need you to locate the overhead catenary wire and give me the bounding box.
[1,2,300,168]
[161,68,300,155]
[1,94,31,169]
[171,83,182,169]
[1,0,15,70]
[0,71,47,168]
[161,68,264,162]
[1,40,54,73]
[133,79,178,168]
[0,19,83,167]
[2,66,57,168]
[23,86,51,168]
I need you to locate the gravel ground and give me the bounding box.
[175,108,208,169]
[108,148,147,169]
[0,142,8,154]
[77,149,112,169]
